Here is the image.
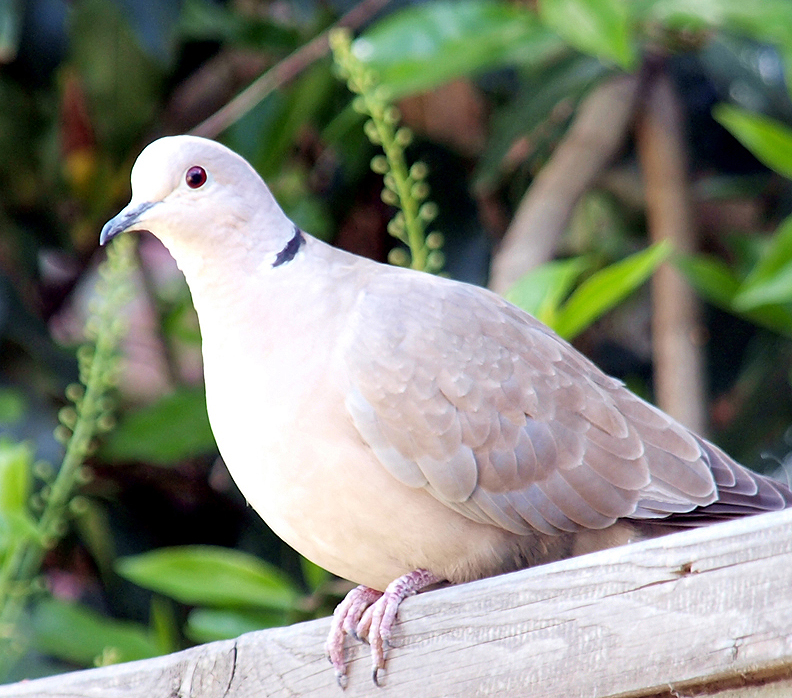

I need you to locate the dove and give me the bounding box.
[101,135,792,687]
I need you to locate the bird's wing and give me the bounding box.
[343,270,787,536]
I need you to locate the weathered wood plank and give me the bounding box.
[2,508,792,697]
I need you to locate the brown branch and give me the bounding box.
[190,0,393,139]
[164,50,270,133]
[636,68,707,433]
[488,74,640,295]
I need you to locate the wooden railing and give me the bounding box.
[2,507,792,697]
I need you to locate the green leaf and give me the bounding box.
[475,54,608,189]
[116,545,298,610]
[0,388,26,425]
[149,596,180,656]
[100,387,216,465]
[30,597,159,666]
[676,253,792,337]
[733,215,792,310]
[73,499,116,580]
[713,105,792,180]
[245,62,336,180]
[644,0,792,49]
[0,439,32,518]
[0,438,39,549]
[355,0,564,97]
[539,0,636,69]
[674,254,740,308]
[70,0,164,153]
[554,241,672,339]
[740,305,792,338]
[179,0,298,50]
[505,257,589,324]
[644,0,792,92]
[185,607,287,643]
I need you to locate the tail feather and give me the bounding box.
[653,437,792,527]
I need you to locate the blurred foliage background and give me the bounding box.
[4,0,792,682]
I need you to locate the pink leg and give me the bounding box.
[325,570,440,687]
[325,585,382,687]
[357,569,440,686]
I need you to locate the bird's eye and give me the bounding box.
[185,166,207,189]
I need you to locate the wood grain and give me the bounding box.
[3,508,792,697]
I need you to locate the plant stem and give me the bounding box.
[330,28,443,274]
[369,113,428,271]
[0,235,136,677]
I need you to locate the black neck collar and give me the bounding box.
[272,227,304,268]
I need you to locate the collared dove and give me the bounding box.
[101,135,791,687]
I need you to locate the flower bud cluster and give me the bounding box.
[330,29,444,274]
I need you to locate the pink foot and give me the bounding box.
[326,585,382,687]
[325,569,440,687]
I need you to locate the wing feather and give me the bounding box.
[343,270,791,535]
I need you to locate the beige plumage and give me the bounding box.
[101,135,791,686]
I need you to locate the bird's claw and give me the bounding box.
[325,585,382,688]
[325,570,440,687]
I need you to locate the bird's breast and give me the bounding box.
[189,281,577,590]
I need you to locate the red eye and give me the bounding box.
[185,166,207,188]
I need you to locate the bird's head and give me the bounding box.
[100,136,291,265]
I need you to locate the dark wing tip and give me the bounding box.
[658,437,791,526]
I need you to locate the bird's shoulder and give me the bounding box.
[343,266,623,423]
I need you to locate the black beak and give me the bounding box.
[99,201,157,246]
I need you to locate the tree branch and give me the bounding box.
[636,68,707,433]
[488,74,640,295]
[190,0,393,139]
